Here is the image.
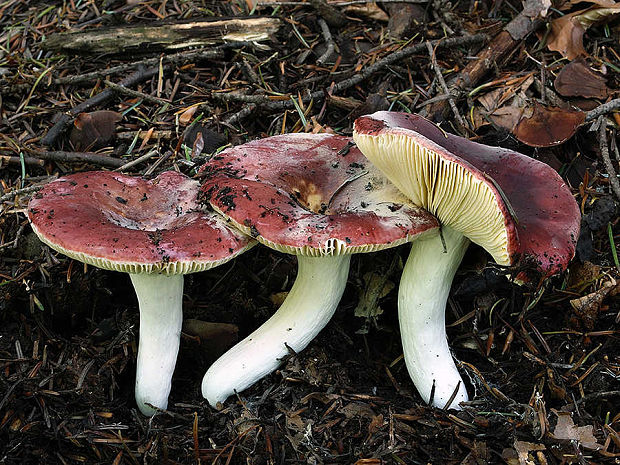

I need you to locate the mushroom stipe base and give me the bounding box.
[202,254,351,407]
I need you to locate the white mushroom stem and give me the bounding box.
[202,254,351,407]
[399,226,470,409]
[129,273,184,416]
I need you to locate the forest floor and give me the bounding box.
[0,1,619,464]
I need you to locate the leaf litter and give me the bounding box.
[0,0,619,464]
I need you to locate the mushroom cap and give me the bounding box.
[198,133,439,256]
[353,111,580,277]
[28,171,255,274]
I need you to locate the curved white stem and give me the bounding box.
[202,254,351,407]
[399,226,470,409]
[129,273,183,416]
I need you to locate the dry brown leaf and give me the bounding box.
[270,291,288,307]
[513,103,585,147]
[563,0,618,8]
[567,260,603,288]
[570,277,620,329]
[354,272,394,318]
[343,3,389,22]
[474,75,533,130]
[551,410,602,450]
[488,106,526,132]
[512,440,547,465]
[137,127,154,152]
[367,414,384,437]
[69,110,122,151]
[547,4,620,59]
[285,411,307,432]
[182,319,238,361]
[470,106,490,130]
[338,402,377,419]
[554,57,611,98]
[191,131,204,158]
[300,392,340,404]
[178,105,198,125]
[478,87,517,112]
[574,4,620,27]
[547,13,587,60]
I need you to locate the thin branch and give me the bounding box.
[576,390,620,405]
[0,155,45,167]
[426,42,469,133]
[41,66,160,147]
[214,34,487,117]
[25,149,126,168]
[0,185,44,203]
[316,18,336,66]
[104,80,170,106]
[585,98,620,122]
[0,222,27,250]
[143,150,175,176]
[223,104,258,126]
[114,149,160,172]
[52,44,247,86]
[426,0,548,120]
[598,117,620,202]
[310,0,346,26]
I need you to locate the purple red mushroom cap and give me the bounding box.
[199,133,439,255]
[28,171,254,273]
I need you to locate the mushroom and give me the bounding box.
[353,111,580,408]
[198,133,439,406]
[27,171,255,415]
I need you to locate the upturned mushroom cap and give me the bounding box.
[28,171,255,273]
[353,111,580,277]
[199,133,439,255]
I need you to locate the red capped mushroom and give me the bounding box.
[198,133,439,407]
[354,111,580,408]
[28,171,255,415]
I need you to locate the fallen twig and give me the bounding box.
[310,0,346,27]
[143,150,175,176]
[115,149,160,172]
[426,42,469,133]
[42,18,281,55]
[426,0,549,121]
[41,66,159,147]
[585,98,620,122]
[214,34,487,120]
[26,149,126,168]
[0,185,44,203]
[0,155,45,167]
[316,18,336,66]
[598,117,620,202]
[53,44,252,86]
[0,221,27,250]
[575,390,620,405]
[104,80,170,106]
[223,104,258,127]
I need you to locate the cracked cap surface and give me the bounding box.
[198,133,439,256]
